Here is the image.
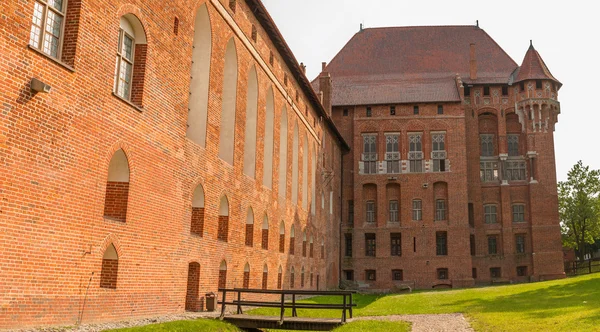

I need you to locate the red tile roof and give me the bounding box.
[514,43,561,85]
[314,26,520,106]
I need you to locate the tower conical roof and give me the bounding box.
[514,42,561,86]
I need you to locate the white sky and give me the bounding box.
[262,0,596,181]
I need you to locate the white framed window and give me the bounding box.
[480,161,499,182]
[432,133,446,172]
[505,160,527,181]
[366,200,375,223]
[362,134,377,174]
[389,200,398,223]
[480,134,494,157]
[412,199,422,221]
[29,0,67,58]
[484,204,497,224]
[408,133,423,173]
[385,134,400,174]
[435,199,446,221]
[512,204,525,222]
[507,135,519,157]
[114,22,135,100]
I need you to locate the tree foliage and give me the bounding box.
[559,161,600,261]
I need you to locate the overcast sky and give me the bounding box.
[261,0,595,181]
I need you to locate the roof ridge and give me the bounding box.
[363,24,479,30]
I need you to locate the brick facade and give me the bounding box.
[0,0,345,329]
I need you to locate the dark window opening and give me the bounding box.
[436,232,448,256]
[519,82,524,91]
[269,51,274,66]
[517,266,527,277]
[366,270,376,281]
[344,233,352,257]
[366,107,372,117]
[413,237,416,252]
[173,17,179,36]
[468,203,474,227]
[390,106,396,115]
[502,86,508,96]
[390,233,402,256]
[483,86,490,96]
[490,267,501,279]
[392,269,403,281]
[365,233,376,257]
[470,234,476,256]
[437,105,443,115]
[348,200,354,226]
[472,268,477,279]
[536,80,542,89]
[344,270,354,281]
[343,109,349,116]
[251,25,257,42]
[464,86,471,96]
[413,106,419,115]
[437,268,449,280]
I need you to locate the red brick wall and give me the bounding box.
[100,259,118,289]
[218,216,229,242]
[61,0,82,66]
[279,234,285,253]
[243,271,250,289]
[191,207,205,236]
[130,44,147,107]
[262,272,268,289]
[245,224,254,246]
[261,229,269,249]
[103,182,129,222]
[289,237,295,255]
[185,263,201,312]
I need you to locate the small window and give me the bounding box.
[344,270,354,281]
[392,269,403,281]
[464,86,471,96]
[390,106,396,115]
[251,25,257,42]
[348,200,354,225]
[437,105,443,115]
[484,205,497,224]
[435,199,446,221]
[515,234,526,254]
[366,270,376,281]
[269,51,274,66]
[536,80,542,89]
[517,266,527,277]
[389,200,399,223]
[490,267,501,279]
[173,17,179,35]
[412,199,422,221]
[512,204,525,222]
[366,200,376,223]
[436,231,448,256]
[413,105,419,115]
[365,233,376,257]
[502,86,508,96]
[343,109,349,116]
[470,234,475,256]
[366,107,372,117]
[229,0,236,12]
[468,203,474,227]
[488,236,498,255]
[483,86,490,96]
[437,268,449,280]
[284,73,288,86]
[519,82,525,91]
[344,233,353,257]
[413,237,416,252]
[390,233,401,256]
[472,268,477,279]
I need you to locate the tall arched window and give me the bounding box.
[245,208,254,246]
[262,264,268,290]
[218,38,238,165]
[279,221,285,253]
[263,87,275,188]
[301,266,305,288]
[243,263,250,289]
[290,266,295,288]
[309,236,314,258]
[219,260,227,289]
[261,215,269,250]
[218,196,229,241]
[302,230,307,257]
[243,65,258,177]
[289,226,295,255]
[292,123,299,204]
[187,4,212,146]
[278,106,288,198]
[104,149,130,222]
[302,135,308,210]
[277,266,283,289]
[191,184,205,236]
[100,244,119,289]
[114,14,147,106]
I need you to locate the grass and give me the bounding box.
[106,319,410,332]
[250,273,600,332]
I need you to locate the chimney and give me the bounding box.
[319,62,332,116]
[469,43,477,80]
[360,23,363,32]
[300,62,306,74]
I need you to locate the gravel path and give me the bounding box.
[352,314,474,332]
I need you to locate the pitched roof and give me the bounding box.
[514,43,561,85]
[314,25,519,106]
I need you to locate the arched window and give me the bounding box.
[243,65,258,178]
[278,107,288,197]
[187,4,212,146]
[262,264,268,290]
[263,87,275,188]
[114,14,147,106]
[301,266,305,288]
[185,262,201,311]
[243,263,250,289]
[321,238,325,259]
[218,38,238,165]
[104,149,130,222]
[302,135,308,210]
[434,182,449,221]
[218,196,229,241]
[245,208,254,247]
[302,230,307,257]
[191,184,205,236]
[309,236,314,258]
[100,244,119,289]
[261,215,269,250]
[279,221,285,253]
[290,266,295,288]
[292,123,299,204]
[277,266,283,289]
[289,226,295,255]
[311,146,316,215]
[218,260,227,289]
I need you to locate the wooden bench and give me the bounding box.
[218,288,357,331]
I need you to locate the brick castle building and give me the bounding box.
[314,25,565,290]
[0,0,563,329]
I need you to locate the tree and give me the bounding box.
[559,161,600,261]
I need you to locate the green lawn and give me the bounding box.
[107,319,409,332]
[250,273,600,332]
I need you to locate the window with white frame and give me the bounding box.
[408,134,423,173]
[385,134,400,174]
[512,204,525,222]
[362,134,377,174]
[432,133,446,172]
[366,200,375,223]
[480,134,494,157]
[480,161,499,182]
[29,0,67,58]
[412,199,422,221]
[507,135,520,156]
[484,205,497,224]
[114,20,136,100]
[505,160,526,181]
[389,200,399,223]
[435,199,446,221]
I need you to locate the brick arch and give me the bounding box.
[98,233,123,259]
[104,142,136,178]
[115,5,150,45]
[476,107,500,117]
